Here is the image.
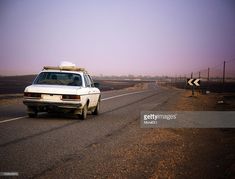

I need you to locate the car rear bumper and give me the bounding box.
[23,99,82,109]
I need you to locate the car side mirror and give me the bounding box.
[94,82,100,88]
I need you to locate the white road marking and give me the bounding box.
[0,116,27,124]
[0,90,150,124]
[101,90,149,101]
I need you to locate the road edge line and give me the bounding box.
[0,116,27,124]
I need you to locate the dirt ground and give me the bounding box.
[147,89,235,179]
[149,89,235,179]
[172,89,235,111]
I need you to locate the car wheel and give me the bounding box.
[92,101,100,115]
[28,112,37,118]
[80,103,88,120]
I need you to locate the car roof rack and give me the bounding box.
[43,66,87,72]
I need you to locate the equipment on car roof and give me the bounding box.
[43,66,86,72]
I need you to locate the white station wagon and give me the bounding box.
[23,65,101,119]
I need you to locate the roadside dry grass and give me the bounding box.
[0,97,23,106]
[172,90,235,111]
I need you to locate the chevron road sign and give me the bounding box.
[187,78,200,86]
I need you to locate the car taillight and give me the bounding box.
[62,95,80,100]
[24,92,41,98]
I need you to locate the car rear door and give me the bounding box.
[88,75,100,106]
[84,75,97,107]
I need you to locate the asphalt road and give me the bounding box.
[0,83,182,178]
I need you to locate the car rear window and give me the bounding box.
[33,72,82,86]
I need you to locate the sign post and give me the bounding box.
[187,78,200,96]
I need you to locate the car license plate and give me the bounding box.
[41,94,61,100]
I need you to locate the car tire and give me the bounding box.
[80,103,88,120]
[28,112,37,118]
[92,101,100,115]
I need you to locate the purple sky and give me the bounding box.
[1,0,235,76]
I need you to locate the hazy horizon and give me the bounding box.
[1,0,235,76]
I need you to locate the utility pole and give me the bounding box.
[207,68,210,92]
[222,61,226,93]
